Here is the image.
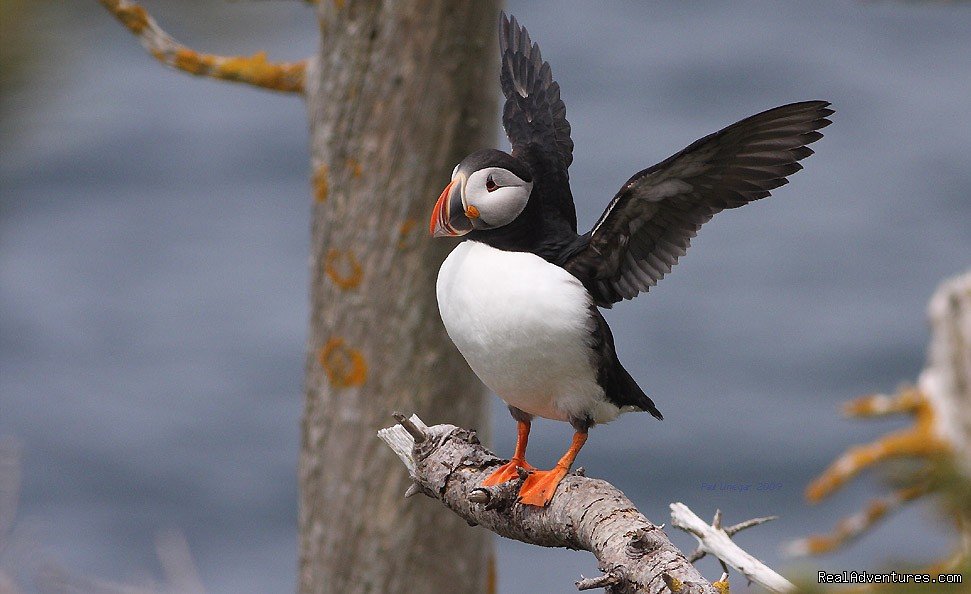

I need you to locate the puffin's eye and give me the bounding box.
[485,175,498,192]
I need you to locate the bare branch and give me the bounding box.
[725,515,778,536]
[379,415,723,594]
[98,0,307,94]
[669,503,794,593]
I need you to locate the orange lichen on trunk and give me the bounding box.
[318,337,367,388]
[397,218,418,250]
[324,249,363,290]
[486,552,497,594]
[346,158,363,179]
[312,164,329,203]
[99,0,306,94]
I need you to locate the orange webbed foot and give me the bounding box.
[481,458,537,486]
[516,465,569,507]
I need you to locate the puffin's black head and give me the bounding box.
[430,149,533,238]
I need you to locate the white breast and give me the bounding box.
[436,241,618,423]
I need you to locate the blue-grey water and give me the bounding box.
[1,1,969,592]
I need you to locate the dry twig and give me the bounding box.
[669,504,793,593]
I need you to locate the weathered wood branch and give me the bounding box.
[669,503,794,593]
[380,415,774,594]
[98,0,307,94]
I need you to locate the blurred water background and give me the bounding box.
[1,1,969,592]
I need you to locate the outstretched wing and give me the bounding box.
[499,12,576,230]
[564,101,833,308]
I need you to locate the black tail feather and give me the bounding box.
[590,307,663,420]
[620,363,663,420]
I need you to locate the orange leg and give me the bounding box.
[482,420,538,486]
[518,431,587,507]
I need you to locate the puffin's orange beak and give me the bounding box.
[429,179,472,237]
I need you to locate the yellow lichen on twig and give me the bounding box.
[789,483,931,556]
[99,0,306,94]
[661,573,683,593]
[841,387,925,417]
[805,388,948,503]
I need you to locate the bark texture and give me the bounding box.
[379,417,719,594]
[300,2,500,593]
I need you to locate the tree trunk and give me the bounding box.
[299,2,499,593]
[923,270,971,477]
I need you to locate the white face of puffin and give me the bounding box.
[462,167,533,230]
[430,162,533,237]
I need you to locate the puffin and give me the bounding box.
[431,12,832,507]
